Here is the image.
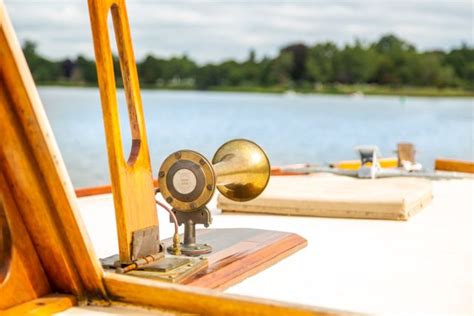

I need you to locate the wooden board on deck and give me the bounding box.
[218,174,432,220]
[162,228,306,290]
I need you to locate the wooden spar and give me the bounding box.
[104,273,353,316]
[87,0,158,262]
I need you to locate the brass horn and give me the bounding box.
[158,139,270,212]
[157,139,270,256]
[213,139,270,202]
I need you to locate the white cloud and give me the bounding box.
[3,0,473,63]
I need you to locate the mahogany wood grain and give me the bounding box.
[87,0,158,262]
[163,228,307,290]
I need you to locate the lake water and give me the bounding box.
[38,87,474,187]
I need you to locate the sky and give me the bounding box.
[3,0,473,63]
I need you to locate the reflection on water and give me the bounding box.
[39,87,474,187]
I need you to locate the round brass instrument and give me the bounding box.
[158,139,270,212]
[158,151,215,212]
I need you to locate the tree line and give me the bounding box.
[23,34,474,92]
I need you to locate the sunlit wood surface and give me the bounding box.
[87,0,158,262]
[0,0,106,300]
[3,295,76,316]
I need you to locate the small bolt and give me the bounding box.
[204,243,209,247]
[175,152,182,159]
[166,197,173,203]
[200,256,206,260]
[199,159,206,166]
[206,184,213,191]
[190,203,196,209]
[159,171,165,178]
[187,264,192,267]
[167,275,173,279]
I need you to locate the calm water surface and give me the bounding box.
[39,87,473,187]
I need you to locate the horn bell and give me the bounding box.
[212,139,270,202]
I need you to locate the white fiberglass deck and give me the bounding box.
[76,176,473,315]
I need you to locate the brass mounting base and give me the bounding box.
[168,207,213,256]
[168,242,212,256]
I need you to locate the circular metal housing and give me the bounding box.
[158,150,215,212]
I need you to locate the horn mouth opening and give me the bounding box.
[212,139,270,202]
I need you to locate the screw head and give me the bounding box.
[174,152,182,159]
[206,184,213,191]
[166,197,173,203]
[159,171,165,178]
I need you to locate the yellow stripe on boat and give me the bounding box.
[333,157,398,170]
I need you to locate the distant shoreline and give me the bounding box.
[36,82,474,98]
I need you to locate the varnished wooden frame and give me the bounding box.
[87,0,158,263]
[0,1,353,314]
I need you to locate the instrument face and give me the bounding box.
[158,151,215,212]
[213,139,270,202]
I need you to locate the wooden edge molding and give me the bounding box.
[434,158,474,174]
[103,273,357,316]
[2,294,77,316]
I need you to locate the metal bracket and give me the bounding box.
[168,207,213,256]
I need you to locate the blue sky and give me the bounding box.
[3,0,473,63]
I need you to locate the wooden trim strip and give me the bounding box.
[103,273,355,316]
[435,158,474,174]
[2,294,77,316]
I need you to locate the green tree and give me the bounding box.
[305,42,338,83]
